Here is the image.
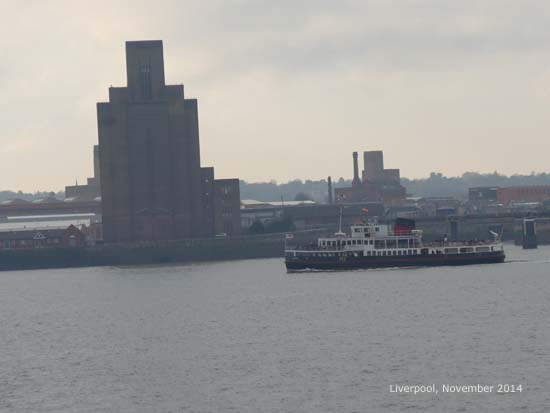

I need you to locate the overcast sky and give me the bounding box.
[2,0,550,192]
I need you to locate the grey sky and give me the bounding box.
[1,0,550,191]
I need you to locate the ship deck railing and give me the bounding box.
[423,239,500,248]
[287,239,500,252]
[286,244,346,251]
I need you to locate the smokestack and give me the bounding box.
[327,176,333,204]
[352,152,360,186]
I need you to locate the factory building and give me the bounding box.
[65,145,101,201]
[97,40,240,243]
[335,150,406,204]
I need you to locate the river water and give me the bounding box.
[1,245,549,412]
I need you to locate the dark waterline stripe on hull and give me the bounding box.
[285,252,505,271]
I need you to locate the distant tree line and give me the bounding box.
[3,171,550,204]
[240,172,550,202]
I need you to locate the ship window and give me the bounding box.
[398,239,408,248]
[375,240,385,249]
[369,240,373,245]
[460,247,474,253]
[476,246,490,252]
[386,240,396,248]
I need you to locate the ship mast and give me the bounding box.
[335,206,345,237]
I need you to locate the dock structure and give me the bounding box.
[449,217,459,241]
[522,218,538,249]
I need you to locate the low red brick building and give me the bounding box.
[497,185,550,205]
[0,225,86,250]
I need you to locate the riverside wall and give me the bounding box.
[0,229,327,272]
[1,217,549,272]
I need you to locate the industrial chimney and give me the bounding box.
[327,176,333,204]
[352,152,361,187]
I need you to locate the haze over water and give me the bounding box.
[1,246,549,412]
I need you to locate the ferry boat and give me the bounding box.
[285,218,505,271]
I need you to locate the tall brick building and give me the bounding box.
[97,40,240,243]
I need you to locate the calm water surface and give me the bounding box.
[1,245,550,412]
